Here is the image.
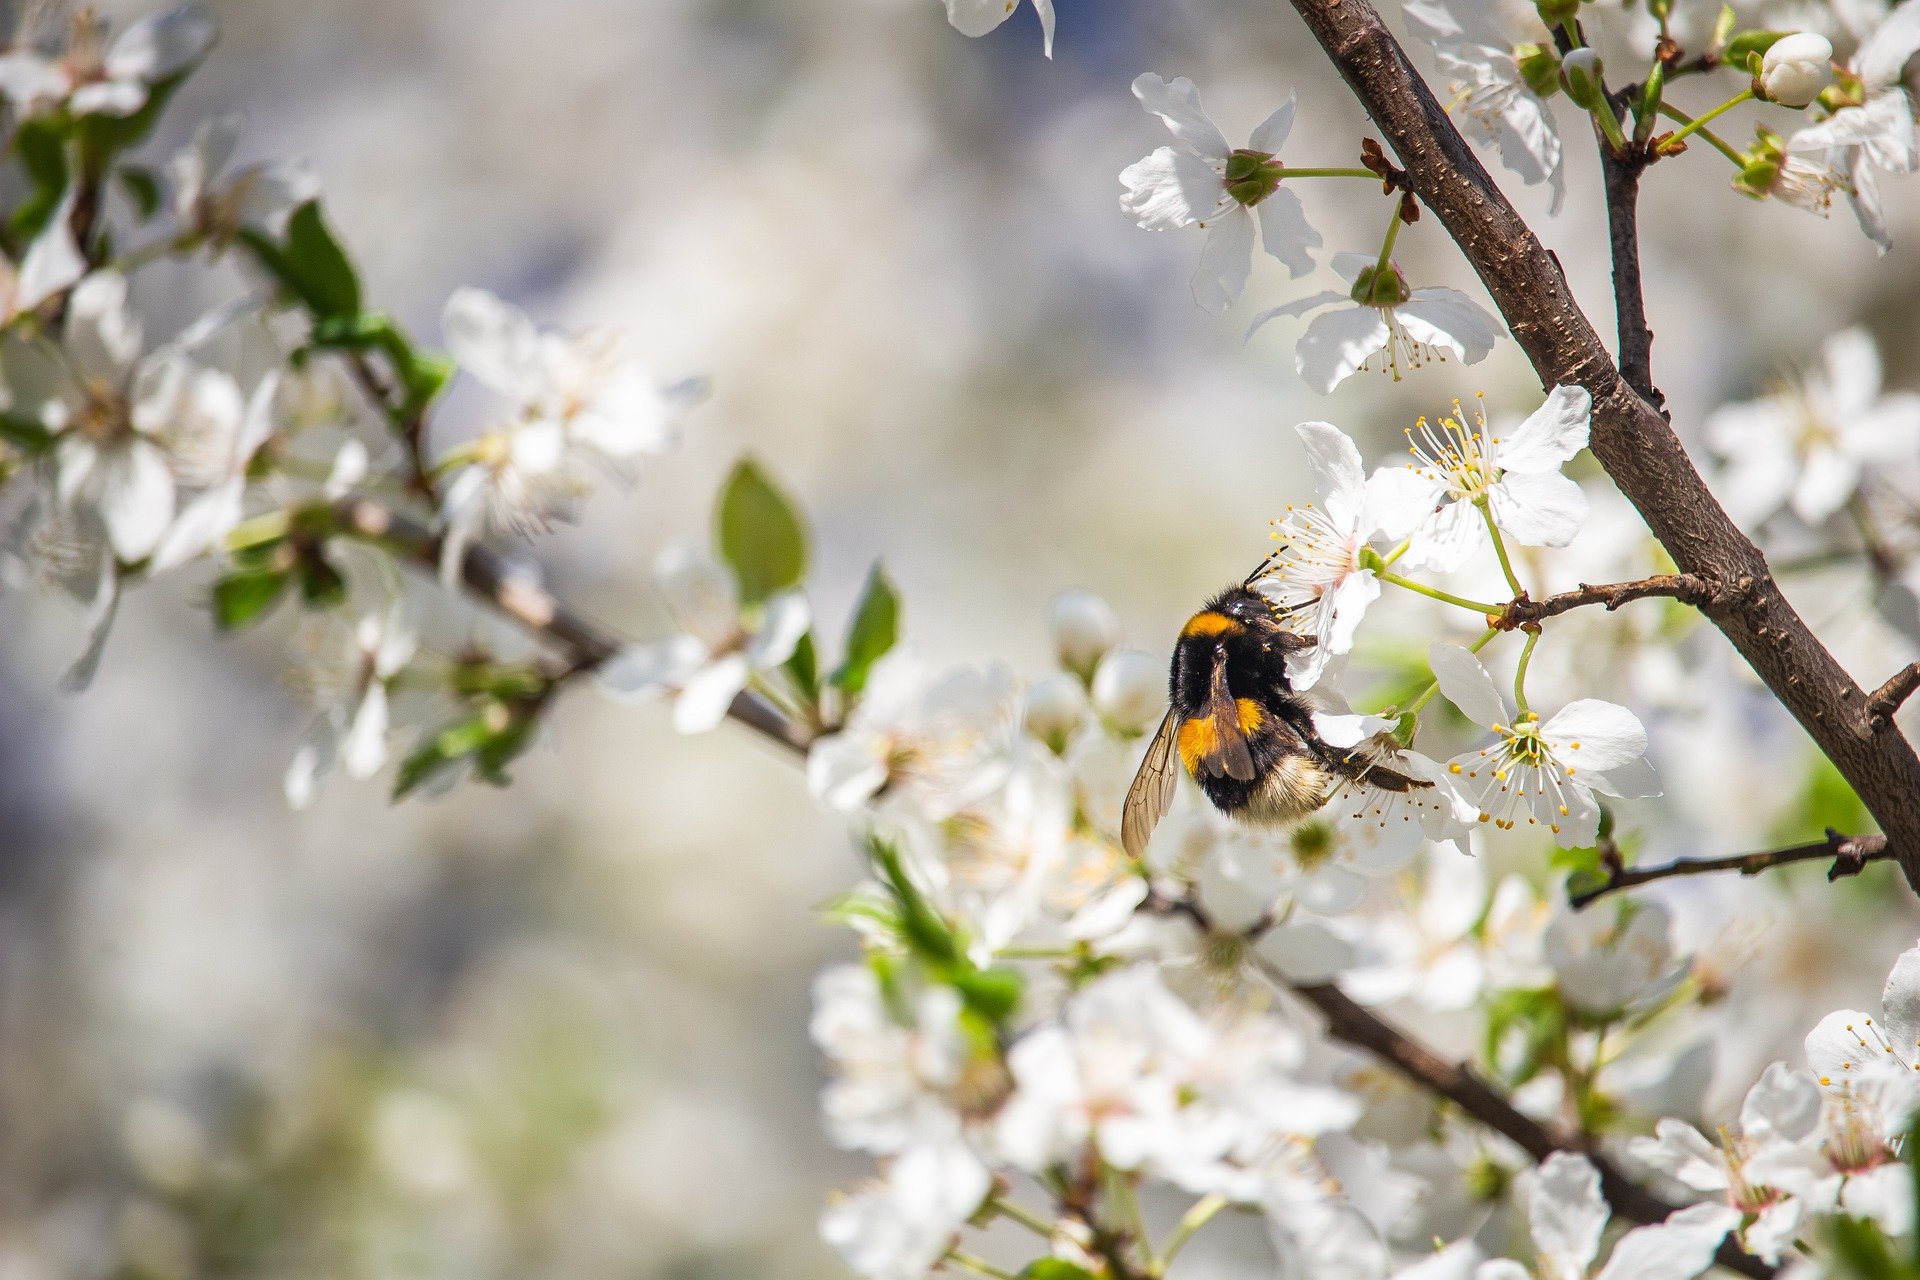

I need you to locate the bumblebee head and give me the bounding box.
[1170,586,1315,703]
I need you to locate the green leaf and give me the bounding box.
[10,117,69,243]
[393,714,496,799]
[244,200,361,320]
[830,562,899,695]
[117,166,162,221]
[1022,1262,1098,1280]
[716,458,807,606]
[1828,1215,1904,1280]
[212,569,290,630]
[0,412,55,452]
[785,629,821,702]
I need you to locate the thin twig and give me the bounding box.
[1599,143,1663,414]
[1285,0,1920,895]
[331,495,813,756]
[1570,831,1890,910]
[342,352,437,502]
[1869,662,1920,728]
[1492,574,1719,630]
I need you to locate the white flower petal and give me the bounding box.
[596,636,708,699]
[99,440,177,561]
[1805,1008,1885,1085]
[673,653,750,734]
[1248,93,1297,153]
[1541,700,1647,773]
[1530,1152,1608,1280]
[1294,304,1391,394]
[1488,469,1588,548]
[1882,945,1920,1058]
[1191,205,1255,315]
[1243,289,1348,339]
[1741,1063,1822,1143]
[1594,1205,1739,1280]
[1397,288,1502,364]
[341,685,391,781]
[1429,643,1507,729]
[105,2,218,83]
[1119,147,1231,230]
[1129,73,1230,160]
[749,591,812,669]
[1859,0,1920,90]
[1255,186,1320,278]
[943,0,1019,36]
[1498,384,1592,470]
[442,287,550,402]
[1586,755,1661,800]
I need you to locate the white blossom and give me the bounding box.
[1372,386,1594,573]
[1629,1063,1822,1263]
[1048,588,1120,678]
[1705,327,1920,526]
[1402,0,1566,212]
[811,965,973,1155]
[0,3,217,118]
[22,272,248,564]
[1248,254,1501,393]
[1431,643,1658,846]
[1481,1152,1737,1280]
[1089,647,1166,734]
[1762,33,1837,107]
[597,542,809,734]
[285,609,417,809]
[804,655,1017,819]
[1544,899,1688,1021]
[437,287,684,581]
[1789,0,1920,251]
[1253,420,1409,688]
[1120,73,1321,315]
[0,198,85,325]
[168,115,317,246]
[821,1139,989,1280]
[940,0,1055,57]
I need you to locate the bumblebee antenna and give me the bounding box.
[1242,548,1283,588]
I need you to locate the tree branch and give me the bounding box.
[1143,893,1775,1280]
[1570,831,1889,909]
[1285,0,1920,893]
[1492,574,1715,630]
[1599,144,1663,414]
[1868,662,1920,728]
[332,496,814,757]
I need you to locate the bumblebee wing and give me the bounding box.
[1122,709,1180,861]
[1199,654,1258,783]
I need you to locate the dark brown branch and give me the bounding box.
[1286,0,1920,894]
[342,354,437,503]
[1142,894,1774,1280]
[332,496,813,757]
[1493,574,1715,631]
[1570,831,1889,910]
[1600,145,1663,414]
[1868,662,1920,728]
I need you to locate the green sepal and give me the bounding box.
[1724,30,1788,65]
[1022,1262,1098,1280]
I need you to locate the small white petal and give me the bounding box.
[1129,73,1231,160]
[1541,700,1647,773]
[673,653,751,734]
[1294,304,1391,394]
[1530,1152,1608,1280]
[1119,147,1231,231]
[1191,205,1255,315]
[1488,468,1588,548]
[1255,186,1320,278]
[1497,384,1592,470]
[1429,643,1507,729]
[1397,288,1502,364]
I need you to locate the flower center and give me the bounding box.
[1349,264,1412,308]
[1404,399,1500,500]
[75,381,133,445]
[1223,148,1284,207]
[1289,818,1337,869]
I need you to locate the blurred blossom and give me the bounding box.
[1247,253,1501,392]
[1046,588,1120,680]
[1088,647,1164,734]
[0,3,216,118]
[1119,74,1321,315]
[1402,0,1566,212]
[1788,2,1920,250]
[1705,326,1920,526]
[599,543,809,733]
[285,608,417,807]
[1545,899,1688,1021]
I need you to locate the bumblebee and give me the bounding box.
[1121,580,1429,859]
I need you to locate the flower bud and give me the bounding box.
[1023,674,1090,754]
[1048,589,1120,680]
[1758,32,1834,107]
[1091,649,1166,735]
[1559,48,1606,111]
[1534,0,1580,28]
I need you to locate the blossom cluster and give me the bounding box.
[4,3,1920,1280]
